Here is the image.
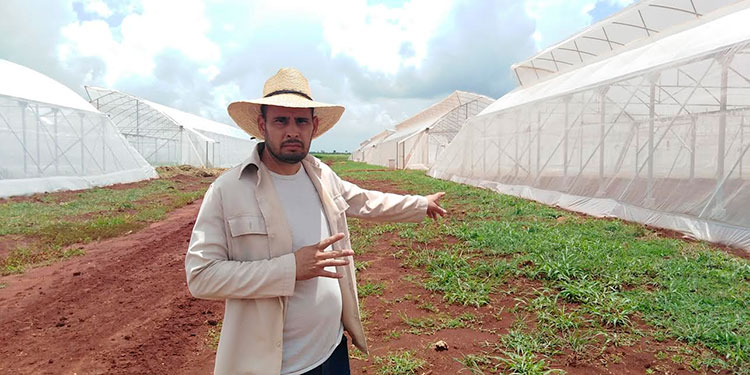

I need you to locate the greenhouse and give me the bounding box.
[0,59,157,198]
[353,91,493,170]
[429,0,750,250]
[350,129,393,165]
[85,87,255,168]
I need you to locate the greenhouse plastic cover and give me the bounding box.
[86,87,256,168]
[514,0,742,87]
[0,59,157,198]
[429,1,750,251]
[486,1,750,116]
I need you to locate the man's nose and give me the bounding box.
[285,125,301,138]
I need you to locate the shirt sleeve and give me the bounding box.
[337,177,428,222]
[185,184,296,300]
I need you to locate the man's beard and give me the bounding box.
[266,139,308,164]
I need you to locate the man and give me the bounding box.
[185,68,446,375]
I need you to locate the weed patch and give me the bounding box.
[374,350,426,375]
[0,170,213,274]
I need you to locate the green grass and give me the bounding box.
[207,321,222,351]
[398,311,477,335]
[374,350,426,375]
[320,156,750,373]
[358,281,386,298]
[0,169,212,275]
[498,350,566,375]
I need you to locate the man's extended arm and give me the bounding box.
[337,178,446,222]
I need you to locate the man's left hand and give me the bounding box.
[426,192,447,220]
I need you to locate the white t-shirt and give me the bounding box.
[270,166,344,375]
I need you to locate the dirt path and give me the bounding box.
[0,200,223,374]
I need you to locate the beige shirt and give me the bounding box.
[185,143,428,375]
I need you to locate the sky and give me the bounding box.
[0,0,633,153]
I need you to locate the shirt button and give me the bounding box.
[275,341,281,348]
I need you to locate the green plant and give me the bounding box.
[498,350,565,375]
[374,351,426,375]
[358,281,386,298]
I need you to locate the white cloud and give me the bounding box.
[524,0,634,51]
[81,0,112,18]
[525,0,597,51]
[322,0,454,74]
[58,0,220,86]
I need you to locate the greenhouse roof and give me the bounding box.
[384,91,493,143]
[394,91,491,132]
[484,2,750,115]
[362,129,395,148]
[0,59,98,113]
[513,0,742,87]
[143,99,251,140]
[85,87,252,142]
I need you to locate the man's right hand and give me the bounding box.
[294,233,354,280]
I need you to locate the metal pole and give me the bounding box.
[482,123,486,176]
[423,128,429,166]
[21,102,27,174]
[564,98,569,178]
[600,89,607,179]
[716,59,729,210]
[54,109,59,174]
[80,113,85,172]
[470,127,475,176]
[514,121,519,179]
[647,78,656,205]
[739,116,745,179]
[536,111,541,178]
[102,117,106,171]
[35,104,41,175]
[136,100,140,154]
[579,112,583,174]
[528,111,532,178]
[178,127,183,164]
[500,120,503,182]
[690,116,696,180]
[635,122,639,178]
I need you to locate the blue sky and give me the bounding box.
[0,0,632,152]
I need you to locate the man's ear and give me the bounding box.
[312,116,319,137]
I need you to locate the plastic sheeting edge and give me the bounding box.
[427,170,750,253]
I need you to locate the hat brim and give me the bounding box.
[228,93,344,140]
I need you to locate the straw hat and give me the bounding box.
[227,68,345,140]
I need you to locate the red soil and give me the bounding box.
[0,201,222,374]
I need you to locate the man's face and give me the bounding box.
[258,105,318,164]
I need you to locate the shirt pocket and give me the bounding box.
[332,194,350,215]
[331,194,350,237]
[226,214,270,261]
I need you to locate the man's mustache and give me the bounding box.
[281,140,304,147]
